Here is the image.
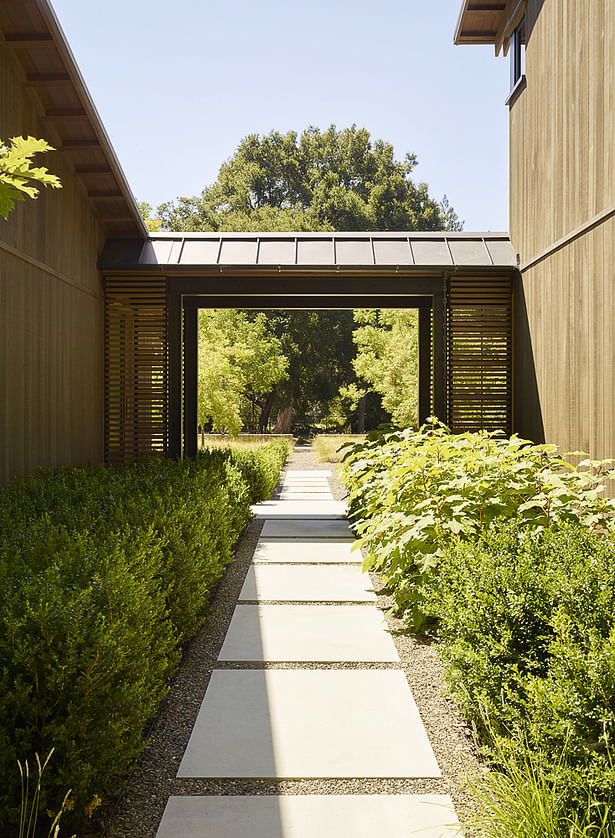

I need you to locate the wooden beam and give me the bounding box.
[87,190,124,199]
[418,307,432,424]
[75,164,113,174]
[467,3,505,9]
[183,306,198,459]
[432,287,447,424]
[45,107,87,118]
[2,33,54,47]
[167,292,182,459]
[97,215,135,222]
[25,72,71,85]
[495,0,526,55]
[59,140,100,150]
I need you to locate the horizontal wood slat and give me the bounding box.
[447,275,512,434]
[104,277,168,463]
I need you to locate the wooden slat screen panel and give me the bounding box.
[104,277,168,463]
[446,276,513,434]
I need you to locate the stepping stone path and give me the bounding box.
[157,466,461,837]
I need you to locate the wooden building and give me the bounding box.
[456,0,615,460]
[0,0,145,483]
[2,0,522,480]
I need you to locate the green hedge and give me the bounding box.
[0,441,289,832]
[425,522,615,827]
[338,423,615,830]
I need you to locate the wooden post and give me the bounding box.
[418,307,432,425]
[432,288,447,424]
[183,305,198,458]
[168,291,182,459]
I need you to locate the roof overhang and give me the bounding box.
[100,231,518,276]
[0,0,146,238]
[454,0,526,56]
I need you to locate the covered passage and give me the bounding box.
[100,231,517,463]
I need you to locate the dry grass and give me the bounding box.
[312,434,365,463]
[198,434,294,452]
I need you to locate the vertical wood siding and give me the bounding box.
[511,0,615,467]
[0,45,105,484]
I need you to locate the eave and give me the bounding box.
[0,0,146,239]
[454,0,526,56]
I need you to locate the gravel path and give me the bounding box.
[102,443,483,837]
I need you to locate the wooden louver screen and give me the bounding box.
[104,277,168,464]
[446,275,512,434]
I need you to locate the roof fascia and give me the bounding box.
[32,0,147,237]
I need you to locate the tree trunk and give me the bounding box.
[259,394,275,433]
[357,393,366,433]
[274,404,293,434]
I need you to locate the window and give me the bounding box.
[510,17,526,90]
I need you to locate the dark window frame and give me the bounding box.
[510,17,526,90]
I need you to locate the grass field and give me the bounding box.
[312,434,366,463]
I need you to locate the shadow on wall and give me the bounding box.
[513,275,545,443]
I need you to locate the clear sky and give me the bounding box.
[50,0,511,231]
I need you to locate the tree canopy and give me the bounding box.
[157,125,462,233]
[148,124,462,434]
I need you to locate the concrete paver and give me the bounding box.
[252,540,360,563]
[239,564,375,601]
[251,501,346,519]
[261,519,353,538]
[218,605,398,662]
[157,794,461,838]
[156,453,457,838]
[177,669,441,779]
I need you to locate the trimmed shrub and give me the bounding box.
[0,441,288,832]
[426,521,615,827]
[228,438,291,502]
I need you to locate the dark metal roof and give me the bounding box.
[0,0,146,238]
[101,232,516,272]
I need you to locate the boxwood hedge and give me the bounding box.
[0,440,289,832]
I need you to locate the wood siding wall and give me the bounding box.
[0,45,106,484]
[510,0,615,463]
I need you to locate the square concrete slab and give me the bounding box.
[260,519,354,538]
[252,540,360,564]
[218,605,398,662]
[239,565,375,601]
[278,493,334,501]
[280,485,332,493]
[285,470,332,476]
[157,794,460,838]
[282,480,331,486]
[251,501,346,519]
[177,670,441,778]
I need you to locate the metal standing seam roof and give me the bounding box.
[126,232,516,270]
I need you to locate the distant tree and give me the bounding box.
[0,136,61,219]
[137,200,162,232]
[198,310,288,434]
[158,125,459,432]
[439,194,464,231]
[351,309,419,427]
[158,125,454,233]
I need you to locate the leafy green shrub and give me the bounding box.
[339,420,615,629]
[0,441,288,833]
[428,522,615,828]
[229,438,291,501]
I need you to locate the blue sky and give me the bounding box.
[51,0,510,231]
